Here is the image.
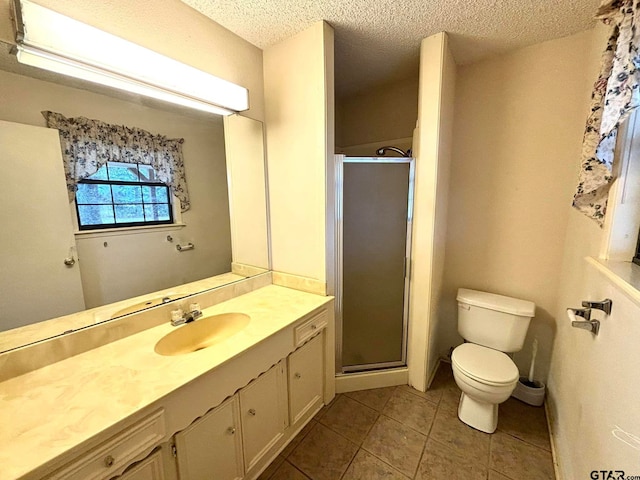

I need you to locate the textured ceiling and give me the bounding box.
[181,0,600,97]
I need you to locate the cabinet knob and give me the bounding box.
[248,408,256,416]
[294,372,301,379]
[311,324,317,330]
[227,426,236,435]
[104,455,115,468]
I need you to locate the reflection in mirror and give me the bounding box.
[0,49,269,352]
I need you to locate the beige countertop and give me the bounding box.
[0,285,332,480]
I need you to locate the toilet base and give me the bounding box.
[457,392,498,433]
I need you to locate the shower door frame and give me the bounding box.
[334,155,415,374]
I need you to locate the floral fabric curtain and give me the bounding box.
[42,111,190,212]
[573,0,640,226]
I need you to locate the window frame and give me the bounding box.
[600,109,640,263]
[74,162,174,231]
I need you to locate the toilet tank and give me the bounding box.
[456,288,535,352]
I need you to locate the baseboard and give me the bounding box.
[335,367,408,393]
[544,399,563,480]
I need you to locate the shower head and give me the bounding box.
[376,146,410,157]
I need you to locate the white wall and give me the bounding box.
[263,21,334,288]
[336,77,418,154]
[549,211,640,478]
[0,0,265,121]
[437,29,602,382]
[547,99,640,477]
[407,32,456,391]
[224,114,270,270]
[430,24,640,475]
[0,68,232,307]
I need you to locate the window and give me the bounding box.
[75,162,173,230]
[603,109,640,264]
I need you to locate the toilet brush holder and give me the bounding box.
[512,376,545,406]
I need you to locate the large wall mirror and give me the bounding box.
[0,43,270,352]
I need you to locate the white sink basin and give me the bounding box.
[154,313,250,356]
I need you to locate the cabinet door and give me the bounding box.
[239,362,287,471]
[174,396,243,480]
[118,451,164,480]
[288,334,324,425]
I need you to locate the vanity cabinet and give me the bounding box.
[172,361,287,479]
[174,396,244,480]
[288,334,324,424]
[44,410,165,480]
[117,451,165,480]
[11,295,335,480]
[239,361,288,471]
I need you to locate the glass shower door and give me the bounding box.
[338,157,414,372]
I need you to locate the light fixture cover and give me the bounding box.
[13,0,249,115]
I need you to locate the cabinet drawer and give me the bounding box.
[294,310,328,347]
[48,409,165,480]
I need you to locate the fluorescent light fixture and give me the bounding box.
[12,0,249,115]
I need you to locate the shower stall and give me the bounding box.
[335,155,415,374]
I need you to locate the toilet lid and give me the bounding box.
[452,343,519,386]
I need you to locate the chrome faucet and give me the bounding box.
[184,308,203,323]
[170,304,202,326]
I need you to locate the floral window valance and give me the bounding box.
[42,111,190,212]
[573,0,640,226]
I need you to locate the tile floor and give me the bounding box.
[258,362,555,480]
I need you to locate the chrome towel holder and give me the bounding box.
[567,298,612,336]
[176,242,194,252]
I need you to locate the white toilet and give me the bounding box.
[451,288,535,433]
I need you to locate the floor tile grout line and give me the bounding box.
[488,427,495,471]
[362,412,428,479]
[376,412,430,438]
[318,410,381,447]
[336,446,360,480]
[343,386,395,412]
[380,407,435,438]
[319,400,428,479]
[358,444,413,480]
[425,435,489,466]
[284,458,312,480]
[356,409,381,445]
[313,415,367,449]
[488,468,519,480]
[261,454,286,480]
[396,384,442,408]
[326,392,381,418]
[496,427,552,453]
[283,420,318,460]
[411,427,429,480]
[386,385,440,436]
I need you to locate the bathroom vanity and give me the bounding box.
[0,283,335,480]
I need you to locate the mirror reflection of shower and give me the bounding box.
[376,146,412,157]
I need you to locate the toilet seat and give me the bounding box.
[452,343,519,387]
